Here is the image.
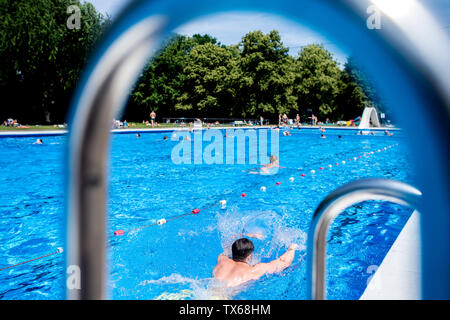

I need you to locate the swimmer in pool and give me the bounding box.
[249,155,284,175]
[213,238,299,287]
[320,134,326,139]
[34,139,43,144]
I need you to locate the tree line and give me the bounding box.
[126,30,385,123]
[0,1,383,124]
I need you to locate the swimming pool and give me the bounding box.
[0,128,414,299]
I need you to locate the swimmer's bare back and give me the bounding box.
[213,244,299,287]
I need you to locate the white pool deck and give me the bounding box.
[360,210,421,300]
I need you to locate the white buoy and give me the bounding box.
[328,164,332,168]
[289,177,294,182]
[57,247,64,254]
[353,157,357,160]
[219,200,227,209]
[157,218,167,226]
[342,161,346,164]
[310,170,316,174]
[260,186,267,192]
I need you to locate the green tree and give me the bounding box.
[175,43,236,117]
[236,30,296,118]
[293,44,341,119]
[334,56,387,121]
[128,34,221,120]
[0,0,108,123]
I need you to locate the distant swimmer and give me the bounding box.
[248,155,284,175]
[384,130,394,136]
[34,139,43,144]
[283,130,291,136]
[136,133,141,138]
[320,134,326,139]
[163,136,168,140]
[213,238,300,288]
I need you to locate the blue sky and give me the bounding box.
[86,0,450,65]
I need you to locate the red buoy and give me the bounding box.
[276,182,281,185]
[192,208,200,214]
[241,193,247,197]
[320,167,324,170]
[301,174,306,177]
[114,230,124,236]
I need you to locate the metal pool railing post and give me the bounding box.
[306,179,422,300]
[65,17,168,300]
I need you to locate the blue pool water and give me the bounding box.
[0,128,415,299]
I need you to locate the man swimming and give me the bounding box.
[213,238,299,287]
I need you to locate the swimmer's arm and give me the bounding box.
[244,232,264,240]
[251,244,298,277]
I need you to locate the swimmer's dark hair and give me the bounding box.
[232,238,254,262]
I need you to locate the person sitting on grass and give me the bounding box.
[213,238,299,287]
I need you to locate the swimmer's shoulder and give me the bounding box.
[217,252,231,262]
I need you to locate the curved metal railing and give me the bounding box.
[306,178,422,300]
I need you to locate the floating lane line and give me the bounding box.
[112,143,399,237]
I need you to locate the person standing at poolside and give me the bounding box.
[150,110,156,127]
[213,238,299,287]
[295,114,301,128]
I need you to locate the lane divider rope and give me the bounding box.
[0,247,63,272]
[113,143,399,237]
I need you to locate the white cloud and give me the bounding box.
[174,11,349,65]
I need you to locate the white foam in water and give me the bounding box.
[139,273,202,286]
[139,273,240,300]
[216,206,307,263]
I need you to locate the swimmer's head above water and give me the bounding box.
[269,155,278,166]
[213,237,299,287]
[232,238,254,263]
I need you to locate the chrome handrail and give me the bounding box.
[306,179,422,300]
